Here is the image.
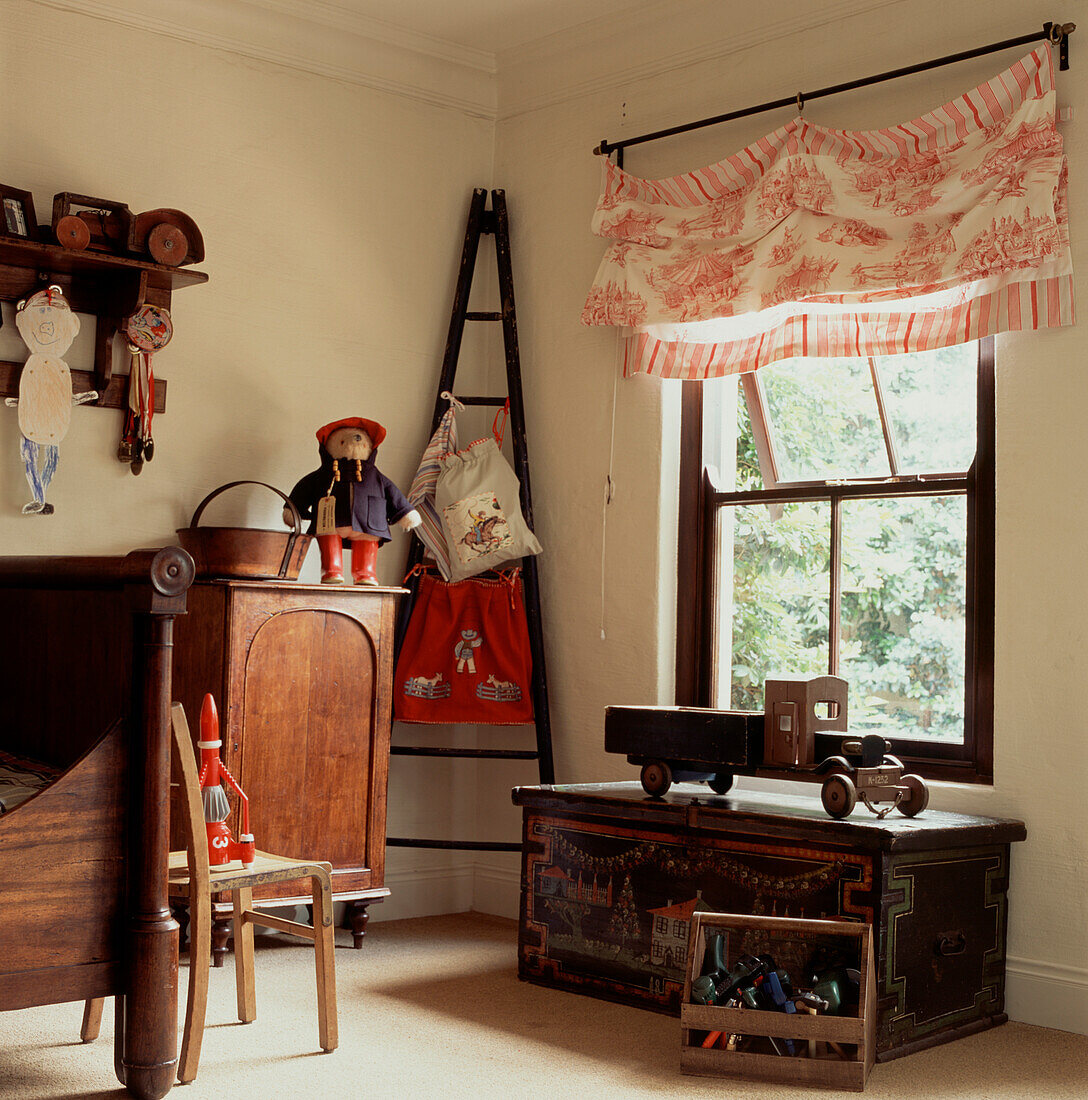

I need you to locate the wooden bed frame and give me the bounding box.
[0,548,194,1100]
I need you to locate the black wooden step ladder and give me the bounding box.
[388,188,553,853]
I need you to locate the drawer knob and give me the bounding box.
[935,931,967,956]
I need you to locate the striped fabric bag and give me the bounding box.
[407,392,462,580]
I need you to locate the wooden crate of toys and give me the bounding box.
[680,912,876,1090]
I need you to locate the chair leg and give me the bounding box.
[233,887,257,1024]
[177,887,211,1084]
[311,873,338,1052]
[81,997,105,1042]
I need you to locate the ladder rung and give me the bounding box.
[390,746,539,760]
[386,838,522,852]
[455,395,507,407]
[465,311,503,321]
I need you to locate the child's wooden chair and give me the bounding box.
[82,701,337,1082]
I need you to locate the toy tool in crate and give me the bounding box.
[681,912,875,1090]
[605,675,930,819]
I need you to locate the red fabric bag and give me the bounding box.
[394,571,534,725]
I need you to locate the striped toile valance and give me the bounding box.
[582,46,1073,380]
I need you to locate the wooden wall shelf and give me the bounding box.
[0,236,207,411]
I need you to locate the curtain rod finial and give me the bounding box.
[1049,19,1075,70]
[594,141,610,156]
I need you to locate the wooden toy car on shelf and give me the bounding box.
[51,192,204,267]
[604,675,929,819]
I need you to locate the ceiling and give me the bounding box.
[306,0,662,56]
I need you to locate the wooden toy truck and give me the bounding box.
[604,676,929,819]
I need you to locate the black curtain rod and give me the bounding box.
[595,20,1075,162]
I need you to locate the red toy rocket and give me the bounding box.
[197,693,256,867]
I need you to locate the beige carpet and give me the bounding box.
[1,912,1086,1099]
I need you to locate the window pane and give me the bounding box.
[839,496,967,743]
[734,382,764,491]
[876,344,977,474]
[713,501,830,710]
[701,376,755,490]
[760,357,889,482]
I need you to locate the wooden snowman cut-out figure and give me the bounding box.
[5,286,96,514]
[287,417,421,585]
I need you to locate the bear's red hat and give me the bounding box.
[316,417,387,449]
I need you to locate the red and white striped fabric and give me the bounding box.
[408,396,460,580]
[582,47,1073,380]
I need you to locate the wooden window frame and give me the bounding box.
[675,337,995,783]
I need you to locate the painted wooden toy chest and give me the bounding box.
[512,783,1026,1061]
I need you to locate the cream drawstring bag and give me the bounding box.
[435,437,542,581]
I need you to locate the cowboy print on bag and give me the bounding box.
[435,436,542,582]
[445,490,515,566]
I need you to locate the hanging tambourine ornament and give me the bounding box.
[119,304,172,474]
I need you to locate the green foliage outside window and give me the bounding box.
[722,346,974,742]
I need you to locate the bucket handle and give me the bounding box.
[188,480,303,580]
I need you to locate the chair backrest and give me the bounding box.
[171,702,211,896]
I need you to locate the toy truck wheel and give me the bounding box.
[55,214,91,250]
[147,222,189,266]
[708,772,734,794]
[897,774,929,817]
[821,773,857,819]
[640,760,673,798]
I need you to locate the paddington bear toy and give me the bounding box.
[287,417,420,585]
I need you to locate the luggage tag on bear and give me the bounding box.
[316,494,336,534]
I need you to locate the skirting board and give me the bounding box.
[472,861,522,920]
[1006,956,1088,1036]
[360,862,521,925]
[368,861,476,923]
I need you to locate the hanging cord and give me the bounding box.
[600,334,622,640]
[492,398,510,449]
[142,353,154,452]
[124,344,153,467]
[495,566,522,608]
[402,561,430,585]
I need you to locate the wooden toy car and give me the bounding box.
[605,676,929,819]
[51,192,204,266]
[816,734,929,819]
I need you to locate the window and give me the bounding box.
[676,338,994,782]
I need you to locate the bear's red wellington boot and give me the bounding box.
[317,534,345,584]
[351,539,380,586]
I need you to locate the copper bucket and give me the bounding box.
[176,480,311,580]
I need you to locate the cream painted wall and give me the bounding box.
[0,1,496,909]
[488,0,1088,1034]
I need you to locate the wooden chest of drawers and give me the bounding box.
[172,580,402,948]
[512,783,1025,1060]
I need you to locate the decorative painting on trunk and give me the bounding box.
[518,813,873,1012]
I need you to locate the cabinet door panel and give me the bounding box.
[239,608,375,869]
